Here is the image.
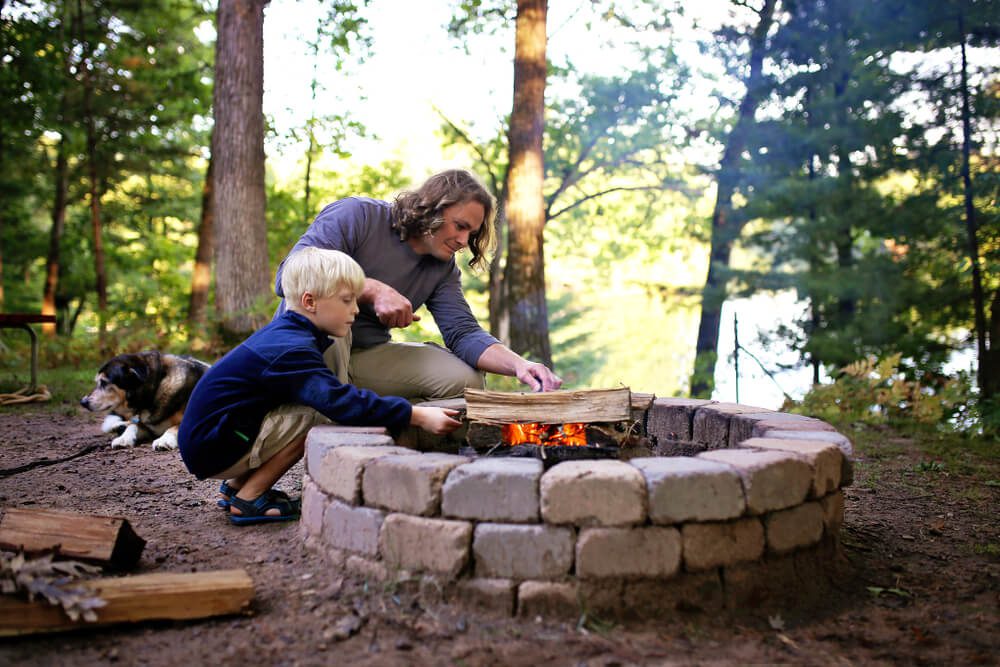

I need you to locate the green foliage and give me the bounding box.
[790,353,965,425]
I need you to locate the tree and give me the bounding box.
[689,0,778,398]
[212,0,270,340]
[504,0,551,365]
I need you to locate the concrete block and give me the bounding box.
[441,458,542,523]
[682,517,765,571]
[379,513,472,578]
[345,554,390,582]
[759,428,854,487]
[765,501,824,555]
[646,398,714,443]
[699,449,812,514]
[576,526,681,579]
[310,445,418,502]
[363,453,471,516]
[540,460,646,526]
[730,412,834,447]
[631,457,746,523]
[623,570,724,618]
[322,499,386,556]
[300,474,327,538]
[819,490,845,537]
[737,437,842,497]
[517,581,580,618]
[691,402,773,448]
[306,428,399,493]
[454,578,517,616]
[473,523,575,580]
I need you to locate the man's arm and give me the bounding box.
[476,343,563,392]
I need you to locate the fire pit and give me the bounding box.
[299,391,853,619]
[461,388,636,467]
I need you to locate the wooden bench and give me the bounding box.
[0,314,57,391]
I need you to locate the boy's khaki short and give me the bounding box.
[212,404,331,480]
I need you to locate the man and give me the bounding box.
[274,169,561,400]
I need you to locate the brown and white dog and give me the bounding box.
[80,351,210,451]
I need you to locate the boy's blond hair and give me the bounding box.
[281,247,365,309]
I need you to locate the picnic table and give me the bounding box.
[0,313,57,393]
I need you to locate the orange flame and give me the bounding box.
[502,422,587,447]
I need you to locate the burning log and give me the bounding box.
[464,388,631,425]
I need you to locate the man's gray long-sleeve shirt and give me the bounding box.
[275,197,499,368]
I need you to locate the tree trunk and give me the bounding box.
[957,11,990,400]
[187,148,214,324]
[77,0,107,345]
[689,0,776,398]
[42,136,69,337]
[503,0,550,366]
[212,0,271,341]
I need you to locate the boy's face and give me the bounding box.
[310,287,359,338]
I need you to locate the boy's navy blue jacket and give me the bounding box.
[178,310,412,479]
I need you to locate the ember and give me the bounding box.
[502,422,587,447]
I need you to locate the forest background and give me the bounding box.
[1,0,998,435]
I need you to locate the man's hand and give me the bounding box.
[516,361,563,392]
[411,406,463,435]
[366,279,421,329]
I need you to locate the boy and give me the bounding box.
[178,247,462,525]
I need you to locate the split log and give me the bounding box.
[0,569,254,636]
[0,508,145,570]
[464,387,631,424]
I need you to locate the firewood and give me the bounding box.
[0,569,254,636]
[464,388,631,424]
[0,508,145,570]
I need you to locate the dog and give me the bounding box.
[80,351,210,451]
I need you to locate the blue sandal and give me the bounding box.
[228,489,301,526]
[218,482,291,510]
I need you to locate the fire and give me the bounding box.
[502,422,587,447]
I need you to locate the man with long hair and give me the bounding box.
[275,169,561,400]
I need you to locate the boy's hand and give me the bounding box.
[411,406,463,435]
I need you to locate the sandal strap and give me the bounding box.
[229,491,299,518]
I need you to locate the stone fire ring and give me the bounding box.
[299,397,853,619]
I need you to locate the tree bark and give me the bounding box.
[77,0,107,345]
[212,0,271,341]
[957,11,991,400]
[42,135,69,337]
[503,0,550,366]
[187,147,214,324]
[690,0,776,398]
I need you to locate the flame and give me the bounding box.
[502,422,587,447]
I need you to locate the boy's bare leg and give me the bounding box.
[229,434,307,517]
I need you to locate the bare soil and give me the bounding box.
[1,406,998,666]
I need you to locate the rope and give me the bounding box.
[0,443,105,478]
[0,385,52,405]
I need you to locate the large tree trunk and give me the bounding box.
[503,0,550,366]
[42,136,69,337]
[690,0,777,398]
[187,149,214,324]
[212,0,270,341]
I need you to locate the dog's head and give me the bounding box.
[80,354,155,418]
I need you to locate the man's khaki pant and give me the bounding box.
[323,331,485,402]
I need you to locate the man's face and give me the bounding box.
[312,287,359,338]
[416,199,485,261]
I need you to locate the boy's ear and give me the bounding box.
[300,291,316,313]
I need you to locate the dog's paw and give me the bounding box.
[151,431,178,451]
[110,424,139,448]
[101,414,128,434]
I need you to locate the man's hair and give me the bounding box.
[281,247,365,309]
[391,169,497,271]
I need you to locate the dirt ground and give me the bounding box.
[0,406,998,666]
